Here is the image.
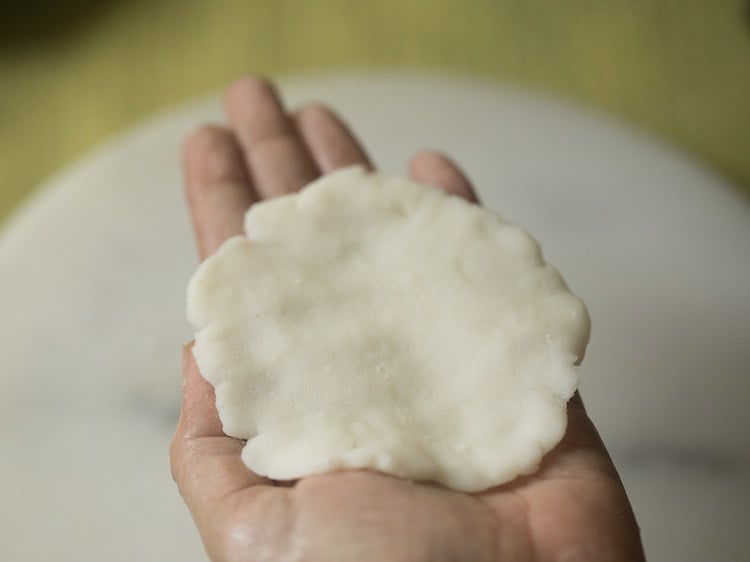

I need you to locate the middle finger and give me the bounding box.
[226,76,319,199]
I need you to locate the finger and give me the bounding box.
[225,76,319,198]
[513,392,620,488]
[175,343,224,440]
[409,150,480,204]
[294,104,373,172]
[170,345,275,516]
[183,125,257,260]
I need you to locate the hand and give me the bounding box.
[170,76,646,562]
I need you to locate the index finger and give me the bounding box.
[183,125,257,261]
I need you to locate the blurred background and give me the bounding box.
[1,0,749,221]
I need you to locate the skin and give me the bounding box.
[170,76,647,562]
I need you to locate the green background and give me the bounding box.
[2,0,749,223]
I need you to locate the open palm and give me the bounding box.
[170,77,645,562]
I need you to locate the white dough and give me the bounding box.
[187,166,590,492]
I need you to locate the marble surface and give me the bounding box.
[1,73,748,561]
